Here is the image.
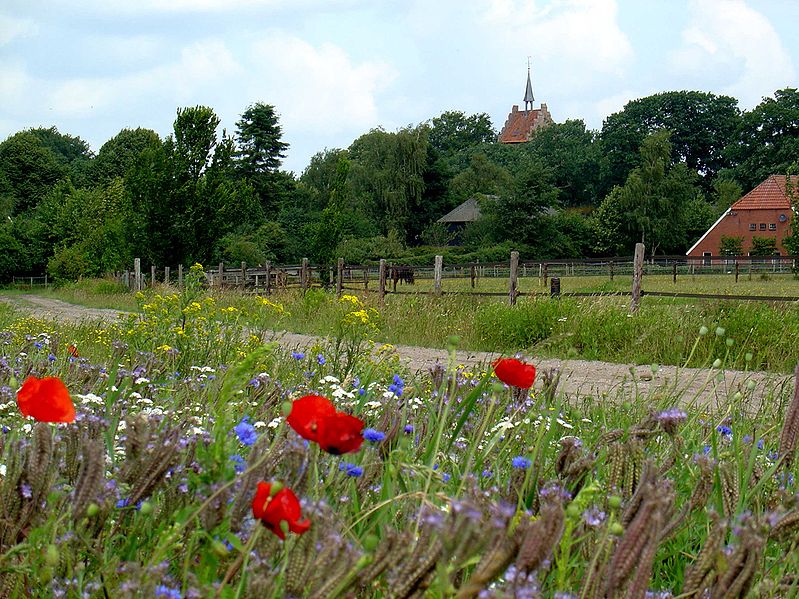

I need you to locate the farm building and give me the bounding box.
[498,65,553,143]
[686,175,797,260]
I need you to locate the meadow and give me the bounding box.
[2,266,799,597]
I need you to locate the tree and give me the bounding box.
[27,126,93,187]
[173,106,220,182]
[595,131,702,256]
[719,235,744,256]
[428,111,495,159]
[750,236,778,256]
[600,91,741,193]
[236,103,288,175]
[724,88,799,190]
[523,119,604,207]
[91,128,161,184]
[449,154,513,204]
[0,131,66,214]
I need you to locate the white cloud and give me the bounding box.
[479,0,634,84]
[49,0,361,14]
[670,0,795,107]
[248,33,395,134]
[0,15,38,46]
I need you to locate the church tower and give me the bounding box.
[498,61,553,143]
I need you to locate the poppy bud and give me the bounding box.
[566,504,580,518]
[609,522,624,536]
[608,495,622,510]
[45,544,59,566]
[281,401,293,417]
[9,375,17,389]
[86,503,100,517]
[212,540,229,556]
[363,533,380,552]
[446,335,460,351]
[713,358,722,369]
[139,501,153,515]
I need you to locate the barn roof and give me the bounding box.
[437,197,482,223]
[731,175,798,210]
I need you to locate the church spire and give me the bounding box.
[523,57,534,112]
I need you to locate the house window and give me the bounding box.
[749,223,756,231]
[702,251,711,266]
[769,223,777,231]
[760,223,767,230]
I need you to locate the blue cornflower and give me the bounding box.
[291,351,305,360]
[757,438,765,450]
[47,353,56,362]
[248,378,261,388]
[388,374,405,396]
[363,428,385,443]
[716,425,732,436]
[229,454,246,474]
[358,388,366,396]
[339,462,364,477]
[404,424,414,434]
[116,498,130,508]
[442,473,451,483]
[154,585,181,599]
[317,354,326,365]
[481,469,493,478]
[512,456,531,469]
[34,341,43,349]
[233,417,258,446]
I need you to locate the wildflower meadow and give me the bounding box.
[3,273,799,598]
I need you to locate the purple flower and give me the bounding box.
[233,417,258,446]
[154,585,181,599]
[582,506,606,527]
[317,354,326,365]
[229,455,246,474]
[363,428,385,443]
[388,374,405,396]
[512,456,531,469]
[656,407,687,434]
[20,483,32,499]
[717,425,732,436]
[404,424,414,434]
[48,353,56,362]
[291,351,305,360]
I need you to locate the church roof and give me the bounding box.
[731,175,798,210]
[498,107,545,143]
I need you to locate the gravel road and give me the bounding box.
[2,294,793,412]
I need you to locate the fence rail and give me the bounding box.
[64,250,797,309]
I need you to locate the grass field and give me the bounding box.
[2,270,799,596]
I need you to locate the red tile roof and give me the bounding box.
[499,107,544,143]
[731,175,798,210]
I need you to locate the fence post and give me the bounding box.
[164,266,170,285]
[363,267,369,291]
[301,258,309,292]
[551,277,561,297]
[265,261,272,295]
[178,264,184,289]
[151,265,156,287]
[470,264,476,288]
[672,261,677,284]
[378,259,386,306]
[239,262,246,289]
[336,257,344,297]
[434,255,443,296]
[124,270,130,289]
[630,243,645,314]
[509,251,519,306]
[735,260,740,283]
[218,262,224,288]
[609,260,614,281]
[134,258,141,292]
[542,262,548,288]
[44,274,48,288]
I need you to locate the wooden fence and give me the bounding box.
[111,247,799,309]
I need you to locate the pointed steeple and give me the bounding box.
[524,58,534,112]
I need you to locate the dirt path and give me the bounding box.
[2,294,793,411]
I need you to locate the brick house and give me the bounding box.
[686,175,796,261]
[498,66,553,143]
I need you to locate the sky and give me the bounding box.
[1,0,798,175]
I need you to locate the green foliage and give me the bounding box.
[600,90,741,193]
[427,110,495,159]
[334,232,404,264]
[0,131,66,214]
[725,88,799,190]
[750,236,778,256]
[418,222,456,246]
[0,223,26,280]
[719,235,744,256]
[91,128,161,184]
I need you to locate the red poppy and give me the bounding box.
[287,395,336,442]
[251,481,310,540]
[67,344,79,358]
[16,376,76,423]
[316,411,365,455]
[493,358,536,390]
